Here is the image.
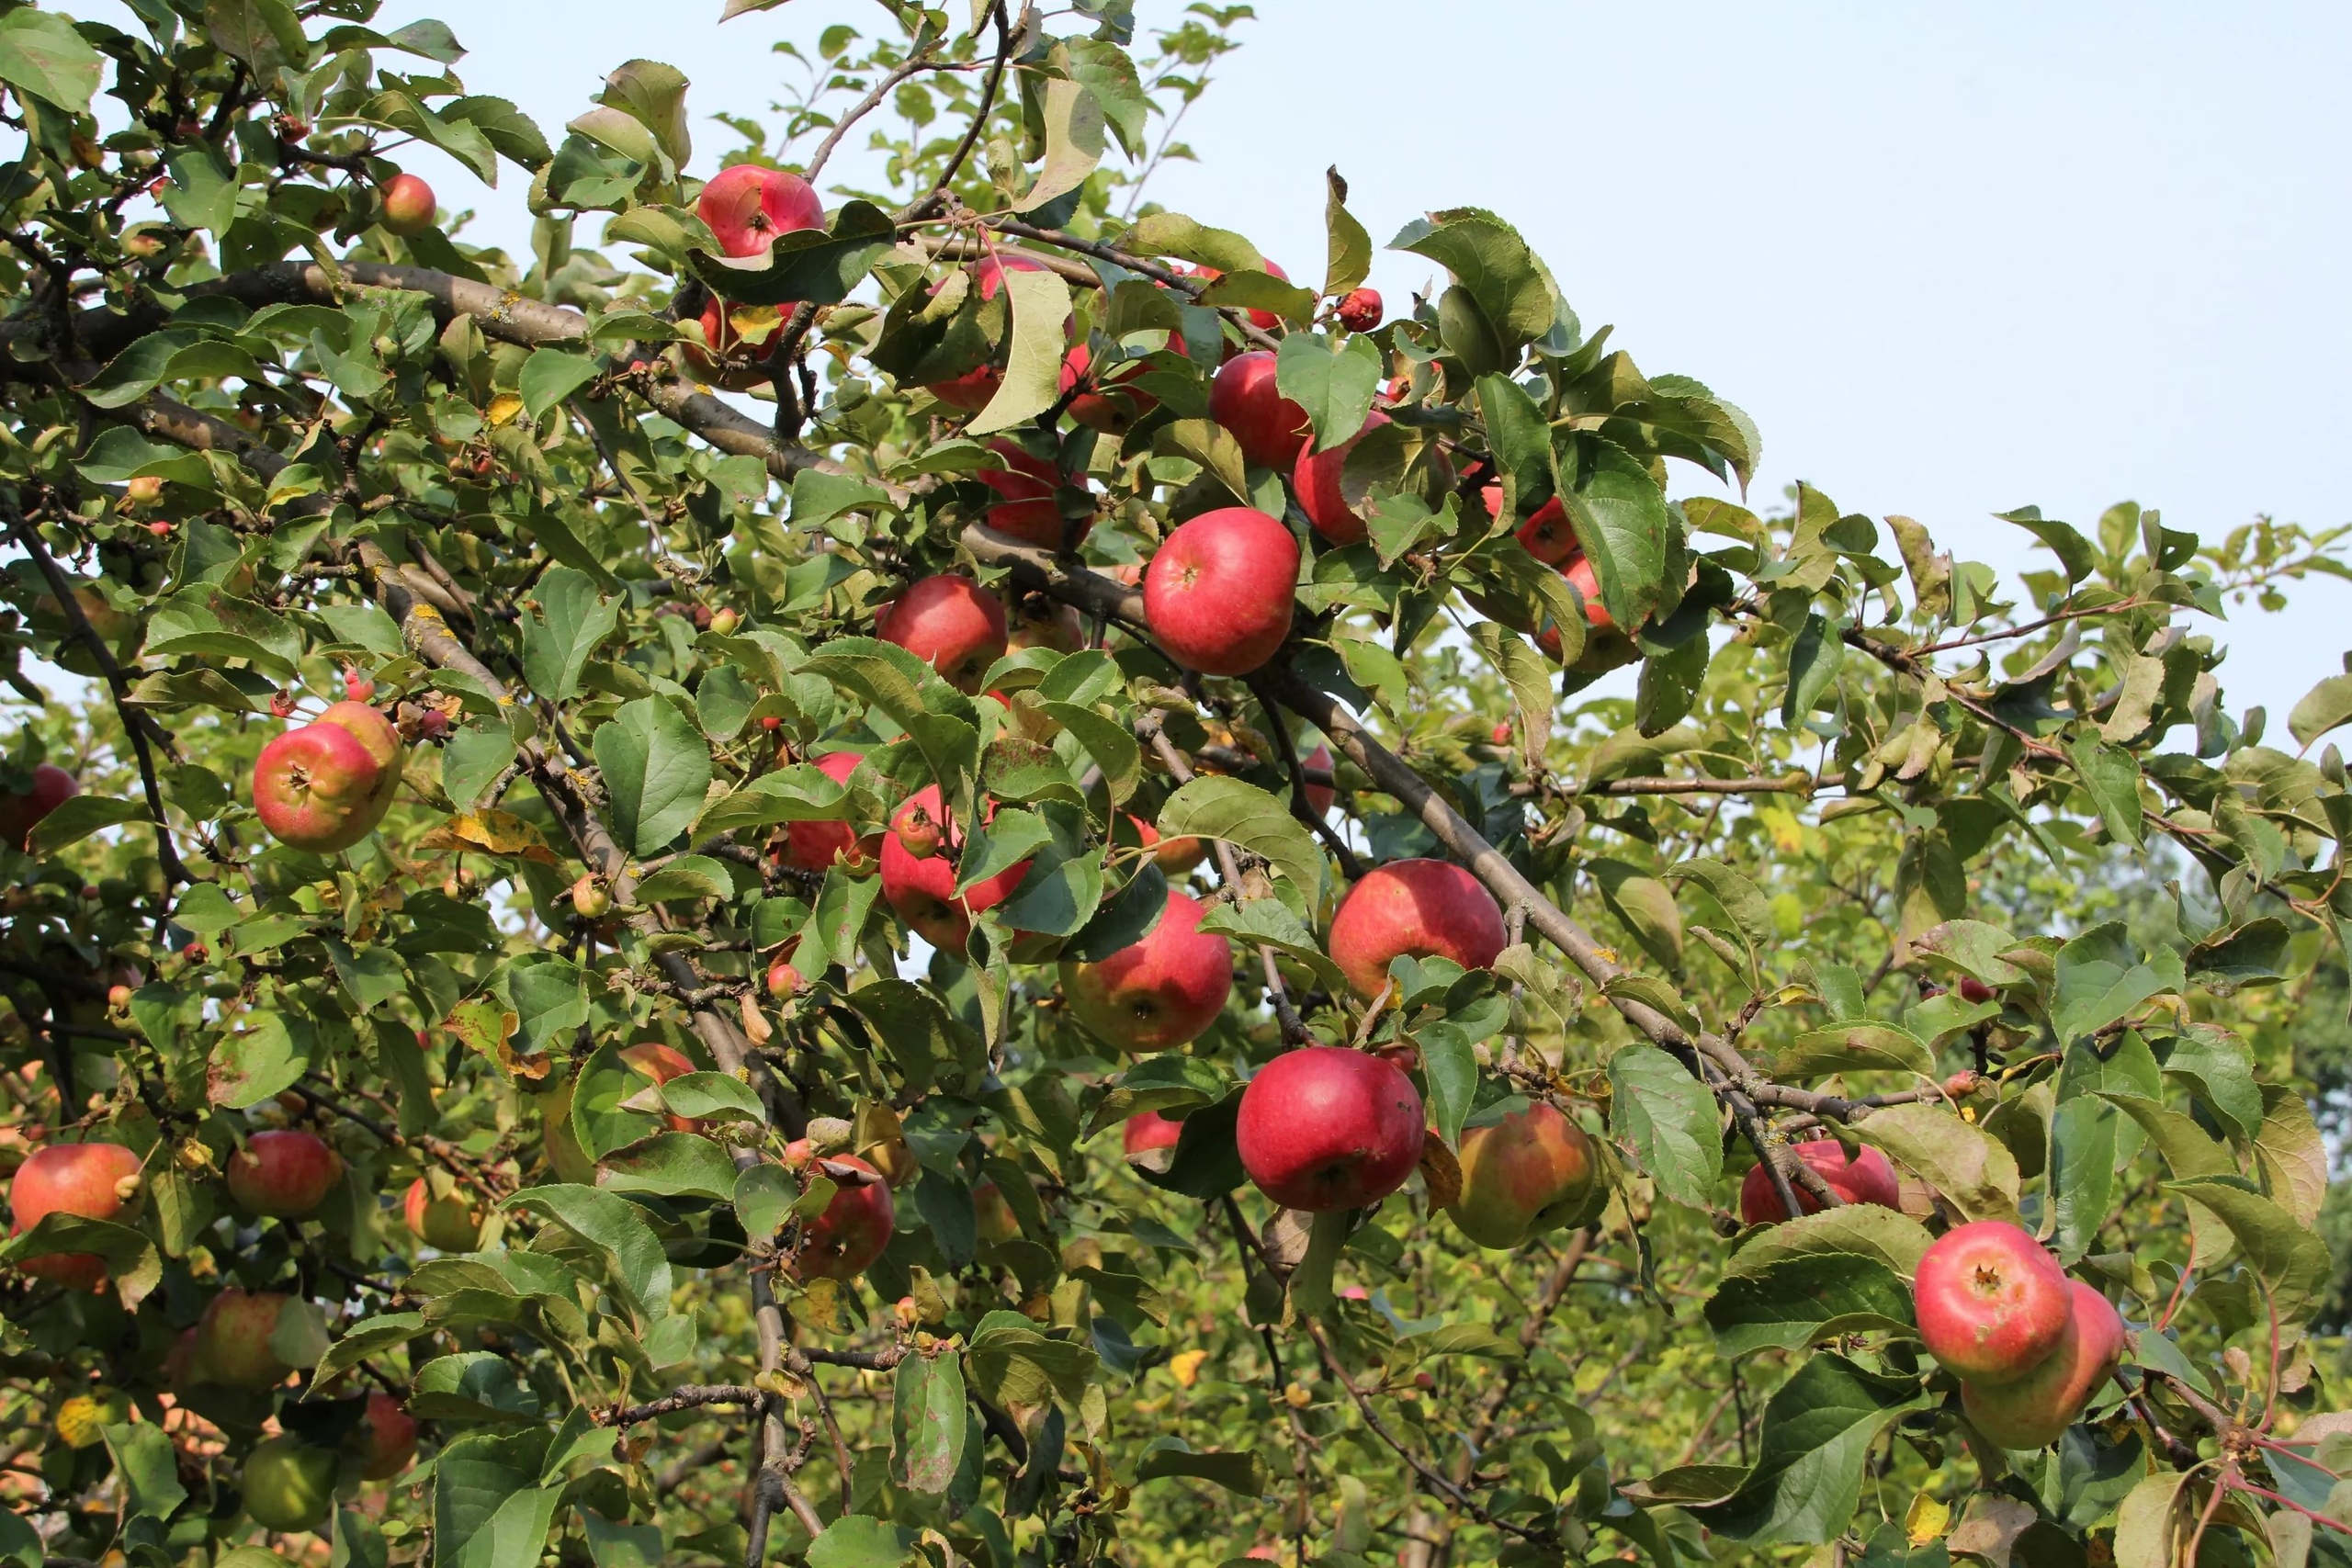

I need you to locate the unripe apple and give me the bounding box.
[1335,287,1383,333]
[766,953,805,998]
[6,1141,143,1287]
[122,474,164,506]
[359,1391,418,1479]
[1142,507,1298,676]
[240,1434,337,1532]
[378,172,436,236]
[620,1042,702,1133]
[402,1177,482,1251]
[879,784,1032,952]
[707,607,741,636]
[893,803,943,860]
[972,1179,1022,1246]
[225,1129,342,1219]
[192,1288,292,1390]
[1737,1139,1900,1225]
[1959,1281,2125,1449]
[269,689,300,719]
[253,701,404,853]
[1914,1220,2073,1384]
[107,984,132,1010]
[1328,858,1508,998]
[1005,592,1087,654]
[145,519,173,537]
[696,164,824,258]
[786,1147,895,1280]
[0,763,78,852]
[976,439,1092,549]
[1058,890,1235,1052]
[1208,351,1310,470]
[876,574,1008,694]
[1489,721,1512,745]
[341,666,375,703]
[924,254,1052,411]
[215,1548,289,1568]
[781,750,880,871]
[1237,1046,1426,1212]
[571,874,612,919]
[1447,1104,1599,1248]
[1122,1109,1185,1158]
[1943,1070,1983,1099]
[1292,411,1390,547]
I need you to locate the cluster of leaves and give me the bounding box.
[2,4,2352,1568]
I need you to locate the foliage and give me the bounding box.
[0,5,2350,1568]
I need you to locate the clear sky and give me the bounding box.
[64,0,2352,727]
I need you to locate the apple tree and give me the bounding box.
[1,4,2350,1568]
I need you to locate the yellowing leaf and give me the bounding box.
[1169,1349,1209,1389]
[486,392,525,427]
[421,810,562,864]
[1905,1492,1951,1547]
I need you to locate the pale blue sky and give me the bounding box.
[67,1,2352,728]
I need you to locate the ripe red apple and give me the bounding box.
[1122,1109,1184,1157]
[379,172,436,236]
[880,784,1032,951]
[1293,412,1389,547]
[683,295,774,391]
[876,574,1008,694]
[225,1129,342,1219]
[359,1391,418,1480]
[0,763,77,852]
[1914,1220,2074,1383]
[1125,814,1204,875]
[781,750,879,872]
[786,1146,894,1280]
[972,1179,1021,1246]
[240,1434,336,1532]
[925,253,1051,411]
[1737,1139,1901,1225]
[1327,858,1507,997]
[6,1141,141,1286]
[1960,1281,2126,1450]
[1237,1046,1426,1212]
[192,1288,292,1390]
[1208,351,1310,470]
[696,164,824,258]
[1958,976,1997,1004]
[1447,1104,1598,1248]
[1335,287,1383,333]
[1559,552,1613,633]
[1482,483,1580,566]
[1302,742,1335,816]
[1057,340,1160,434]
[403,1177,481,1251]
[1059,890,1235,1052]
[253,700,404,853]
[1142,507,1299,676]
[976,439,1092,550]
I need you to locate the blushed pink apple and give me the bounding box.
[1960,1281,2125,1449]
[360,1391,418,1479]
[0,763,76,852]
[1122,1110,1184,1158]
[253,701,403,853]
[191,1287,291,1390]
[1447,1104,1598,1247]
[403,1177,482,1251]
[1327,859,1507,998]
[379,172,435,236]
[1293,412,1389,546]
[6,1141,141,1287]
[1914,1220,2073,1384]
[876,574,1008,694]
[1737,1139,1901,1224]
[787,1146,894,1280]
[1059,890,1234,1051]
[697,164,824,258]
[225,1129,342,1219]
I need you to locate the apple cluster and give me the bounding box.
[1916,1221,2126,1450]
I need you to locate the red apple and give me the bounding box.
[1327,859,1507,997]
[1560,552,1613,633]
[359,1391,418,1480]
[972,1179,1021,1246]
[621,1042,702,1133]
[1335,287,1383,333]
[240,1434,336,1532]
[766,952,804,998]
[782,750,879,872]
[1913,1220,2073,1384]
[1125,814,1204,875]
[976,439,1092,550]
[876,574,1008,694]
[0,763,77,852]
[1483,483,1579,566]
[683,295,773,391]
[253,700,404,853]
[6,1141,141,1286]
[403,1177,481,1251]
[1122,1109,1184,1158]
[1142,507,1298,676]
[1447,1104,1598,1248]
[342,666,376,703]
[1059,890,1235,1052]
[1958,976,1997,1005]
[379,172,435,236]
[1960,1281,2125,1449]
[1737,1139,1901,1225]
[879,784,1032,951]
[696,164,824,258]
[192,1288,291,1390]
[1302,742,1335,816]
[1208,351,1310,470]
[1237,1046,1426,1212]
[925,254,1051,411]
[1058,340,1159,434]
[225,1129,342,1219]
[1489,722,1512,745]
[1293,412,1390,547]
[1189,258,1290,332]
[787,1146,894,1280]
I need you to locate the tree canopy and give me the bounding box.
[1,5,2350,1568]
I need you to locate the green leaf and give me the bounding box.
[1996,507,2097,582]
[2051,921,2183,1043]
[1702,1252,1914,1356]
[1419,1021,1477,1150]
[1685,1354,1933,1544]
[598,59,692,167]
[0,7,102,113]
[2163,1176,2333,1325]
[684,199,897,309]
[435,1430,561,1568]
[1724,1203,1934,1279]
[1194,268,1317,325]
[311,1312,428,1392]
[1195,897,1349,996]
[966,1311,1101,1411]
[1135,1442,1267,1497]
[1124,211,1262,274]
[1014,77,1105,214]
[968,265,1074,436]
[504,956,587,1059]
[1053,39,1148,159]
[1607,1043,1721,1211]
[102,1422,187,1520]
[1849,1103,2020,1225]
[658,1071,764,1123]
[1158,776,1325,905]
[520,568,620,702]
[1661,859,1773,950]
[1086,1055,1232,1134]
[1565,437,1671,631]
[1589,858,1683,974]
[2066,735,2146,848]
[632,854,736,905]
[1321,166,1373,299]
[504,1185,673,1325]
[1770,1021,1934,1082]
[2288,672,2352,750]
[28,794,146,853]
[0,1213,159,1307]
[1781,613,1845,726]
[593,697,712,855]
[892,1349,968,1494]
[208,1010,311,1106]
[1275,333,1382,455]
[805,1517,919,1568]
[518,349,601,423]
[594,1133,738,1201]
[1392,208,1553,358]
[413,1351,544,1423]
